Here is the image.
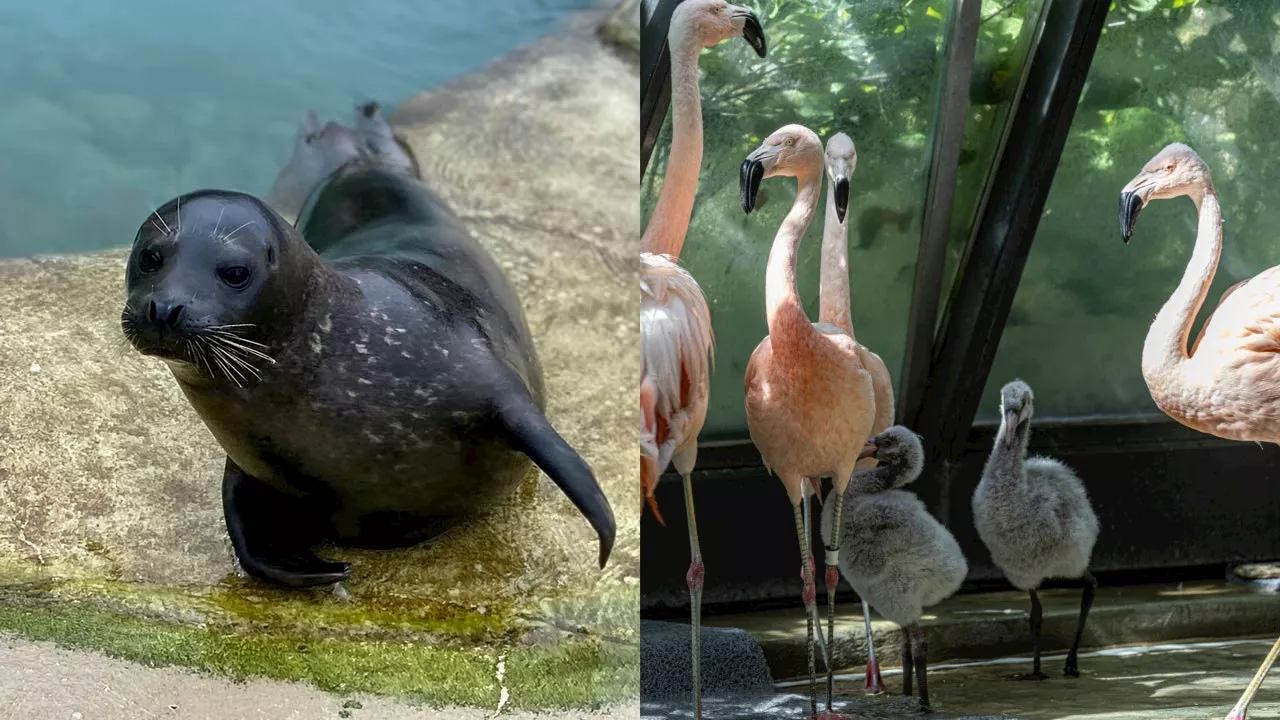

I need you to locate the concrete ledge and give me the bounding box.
[703,580,1280,680]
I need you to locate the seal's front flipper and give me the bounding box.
[498,397,616,568]
[221,458,351,588]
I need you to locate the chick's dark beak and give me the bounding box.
[1119,189,1144,244]
[738,12,767,57]
[741,157,764,214]
[834,176,850,224]
[858,440,878,461]
[1003,409,1020,449]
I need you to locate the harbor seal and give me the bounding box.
[122,103,615,588]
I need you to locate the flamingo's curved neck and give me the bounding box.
[1143,186,1221,378]
[766,168,823,336]
[820,177,853,340]
[641,34,705,258]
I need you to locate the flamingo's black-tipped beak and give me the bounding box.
[1119,189,1144,244]
[741,157,764,214]
[737,11,767,57]
[834,176,850,224]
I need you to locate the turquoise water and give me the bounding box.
[0,0,591,257]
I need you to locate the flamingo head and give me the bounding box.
[1119,142,1212,243]
[740,124,823,214]
[671,0,766,57]
[861,426,925,486]
[998,379,1034,449]
[825,132,857,224]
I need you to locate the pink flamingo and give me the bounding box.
[820,132,894,695]
[1120,142,1280,720]
[741,124,876,720]
[639,1,764,717]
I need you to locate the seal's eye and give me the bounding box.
[138,249,162,273]
[218,265,252,289]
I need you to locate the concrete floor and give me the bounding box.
[644,637,1280,719]
[645,580,1280,718]
[706,580,1280,680]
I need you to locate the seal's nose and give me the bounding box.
[148,298,187,331]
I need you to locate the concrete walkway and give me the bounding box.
[0,635,637,720]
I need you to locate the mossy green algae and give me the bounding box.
[0,574,638,710]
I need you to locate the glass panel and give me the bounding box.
[641,0,952,441]
[938,0,1049,316]
[981,0,1280,421]
[0,0,588,257]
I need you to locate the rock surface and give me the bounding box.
[640,619,774,700]
[0,0,638,711]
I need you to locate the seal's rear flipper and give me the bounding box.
[221,459,351,588]
[498,397,616,568]
[355,101,421,180]
[266,111,368,224]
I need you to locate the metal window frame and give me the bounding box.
[640,0,681,179]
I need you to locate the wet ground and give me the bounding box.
[0,0,637,712]
[643,637,1280,719]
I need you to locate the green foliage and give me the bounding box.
[984,0,1280,418]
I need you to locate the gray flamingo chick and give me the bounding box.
[973,379,1099,680]
[820,426,968,711]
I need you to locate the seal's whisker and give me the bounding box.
[222,221,254,244]
[203,333,275,363]
[209,344,246,388]
[151,209,172,234]
[222,351,263,382]
[114,327,138,356]
[204,328,268,346]
[175,196,182,236]
[202,335,263,385]
[213,207,225,239]
[192,336,223,383]
[219,344,275,365]
[201,327,272,355]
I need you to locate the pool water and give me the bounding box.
[0,0,592,257]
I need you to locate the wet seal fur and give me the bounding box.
[122,103,615,588]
